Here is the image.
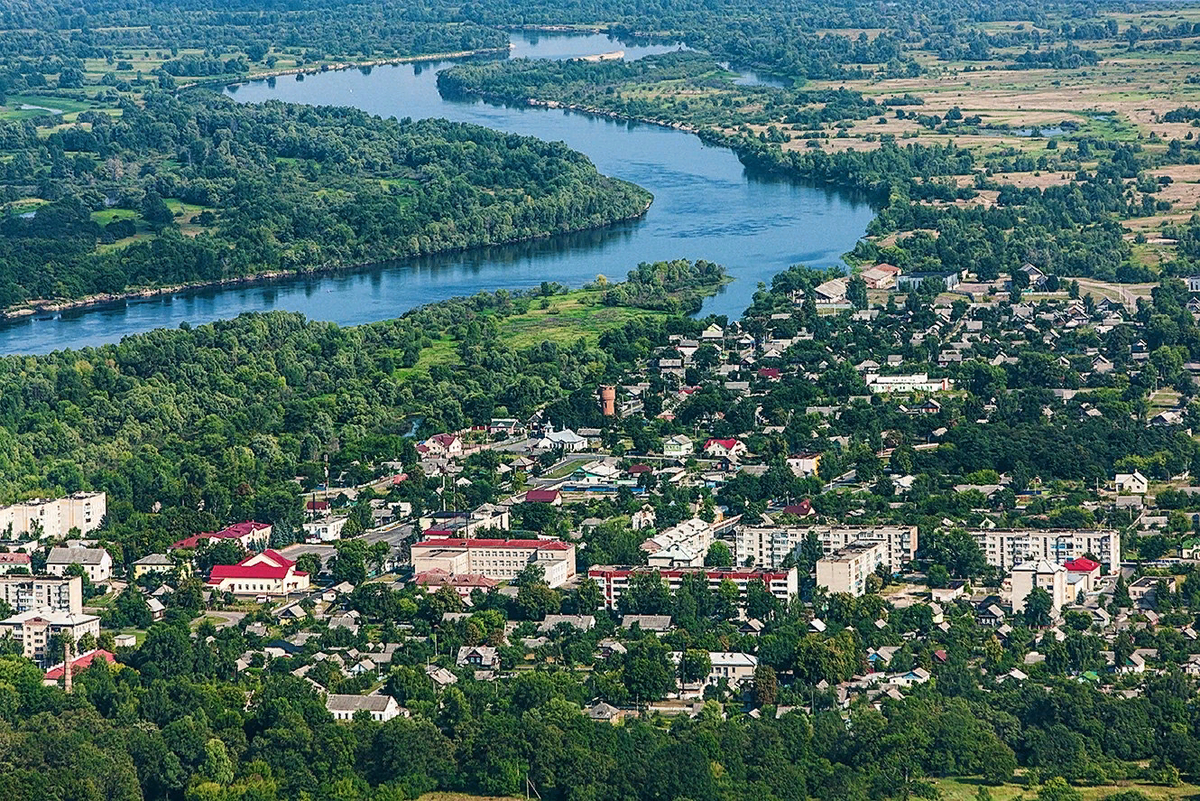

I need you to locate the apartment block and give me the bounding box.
[0,610,100,666]
[1010,559,1069,614]
[0,492,106,540]
[587,565,798,610]
[970,529,1120,573]
[0,574,83,615]
[735,524,917,573]
[816,540,888,597]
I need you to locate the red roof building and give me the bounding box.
[523,489,562,505]
[782,499,815,517]
[207,549,309,597]
[42,649,116,684]
[628,464,653,475]
[758,368,782,381]
[0,552,32,572]
[171,520,272,550]
[703,438,746,459]
[1064,557,1101,574]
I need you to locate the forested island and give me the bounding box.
[0,92,650,310]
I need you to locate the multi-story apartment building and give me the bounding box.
[970,529,1120,573]
[587,565,798,610]
[735,524,917,573]
[816,540,888,597]
[0,574,83,615]
[411,537,576,588]
[0,610,100,666]
[0,492,106,540]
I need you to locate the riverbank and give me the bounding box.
[180,45,513,93]
[0,197,653,324]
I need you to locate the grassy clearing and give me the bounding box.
[496,291,665,349]
[934,776,1200,800]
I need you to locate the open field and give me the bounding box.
[935,777,1200,800]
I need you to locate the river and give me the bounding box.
[0,30,874,355]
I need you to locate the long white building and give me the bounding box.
[0,492,106,541]
[970,529,1120,573]
[411,537,576,588]
[736,524,917,573]
[0,574,83,615]
[865,374,953,394]
[587,565,797,610]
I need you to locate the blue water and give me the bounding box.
[0,31,873,354]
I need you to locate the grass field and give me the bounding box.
[935,776,1200,800]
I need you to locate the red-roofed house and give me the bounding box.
[0,552,32,574]
[758,368,782,382]
[207,549,309,597]
[703,438,747,460]
[782,499,815,517]
[306,500,331,515]
[523,489,562,506]
[171,521,272,551]
[411,537,576,587]
[421,433,463,458]
[42,649,116,685]
[415,568,499,600]
[628,464,653,476]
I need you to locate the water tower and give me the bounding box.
[599,385,616,416]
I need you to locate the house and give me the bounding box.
[206,550,310,597]
[170,521,272,551]
[537,614,595,633]
[523,489,562,506]
[420,433,464,458]
[456,645,500,670]
[1020,263,1048,289]
[46,546,112,583]
[586,701,627,723]
[860,266,897,290]
[325,694,404,722]
[535,428,588,452]
[671,651,758,694]
[892,667,931,687]
[664,435,694,458]
[425,664,458,688]
[703,438,747,460]
[930,580,967,603]
[132,553,174,578]
[1115,471,1148,494]
[701,324,724,341]
[786,453,821,477]
[814,278,848,304]
[1064,557,1101,595]
[631,506,657,530]
[621,614,674,633]
[0,552,31,574]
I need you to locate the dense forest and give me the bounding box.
[0,92,651,307]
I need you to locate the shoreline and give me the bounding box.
[0,199,653,323]
[181,45,513,93]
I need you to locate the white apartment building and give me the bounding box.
[642,518,714,559]
[736,524,917,573]
[970,529,1120,573]
[865,374,953,394]
[0,492,106,540]
[1010,560,1069,614]
[816,540,888,597]
[0,610,100,666]
[587,565,798,610]
[410,537,576,588]
[0,574,83,615]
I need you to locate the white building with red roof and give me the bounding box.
[410,537,576,588]
[703,438,747,460]
[415,568,499,600]
[0,552,32,574]
[418,433,464,458]
[171,521,272,551]
[206,549,309,597]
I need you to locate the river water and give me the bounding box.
[0,30,874,355]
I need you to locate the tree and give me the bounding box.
[680,649,713,686]
[753,664,777,706]
[847,275,868,309]
[928,564,951,589]
[623,637,674,702]
[704,541,733,567]
[331,539,368,585]
[1023,587,1054,628]
[1037,777,1082,801]
[296,553,322,579]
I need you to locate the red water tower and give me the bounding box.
[599,385,616,416]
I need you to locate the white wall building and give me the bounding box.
[411,537,576,588]
[46,547,113,583]
[736,524,917,573]
[325,694,404,722]
[970,529,1120,573]
[865,374,953,394]
[0,492,106,541]
[1010,560,1069,614]
[0,574,83,615]
[816,540,888,597]
[0,610,100,666]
